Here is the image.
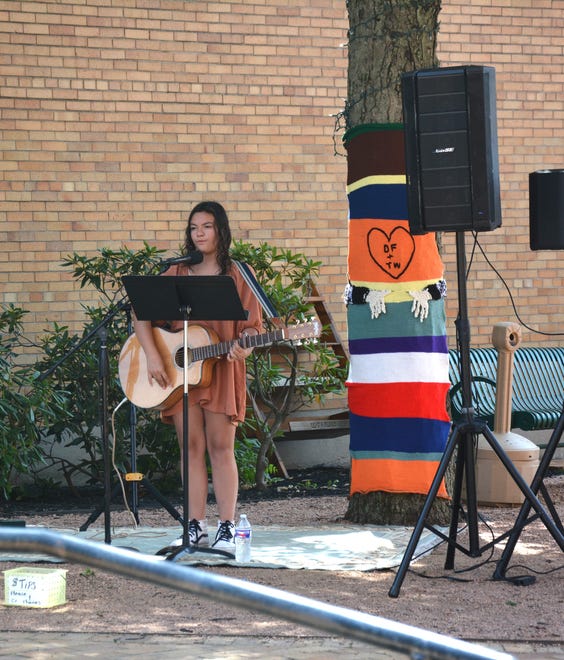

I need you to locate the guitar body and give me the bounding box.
[118,325,220,411]
[118,319,320,411]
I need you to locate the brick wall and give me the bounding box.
[437,1,564,346]
[0,0,349,345]
[1,0,563,354]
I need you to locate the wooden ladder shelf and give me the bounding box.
[306,282,349,370]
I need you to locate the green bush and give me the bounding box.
[0,305,69,498]
[230,241,347,488]
[2,241,346,498]
[37,243,180,493]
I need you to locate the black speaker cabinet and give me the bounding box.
[401,65,502,234]
[530,169,564,250]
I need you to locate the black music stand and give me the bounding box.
[122,275,248,561]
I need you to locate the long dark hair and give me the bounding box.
[184,201,232,274]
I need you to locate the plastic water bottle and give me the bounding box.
[234,514,252,563]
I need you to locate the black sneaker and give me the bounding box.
[211,520,235,551]
[170,519,208,548]
[189,519,209,546]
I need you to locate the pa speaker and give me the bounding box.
[530,169,564,250]
[401,65,502,234]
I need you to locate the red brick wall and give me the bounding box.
[1,1,563,352]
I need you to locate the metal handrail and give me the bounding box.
[0,527,513,660]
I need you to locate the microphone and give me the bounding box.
[161,250,204,267]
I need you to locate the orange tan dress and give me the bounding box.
[159,262,263,426]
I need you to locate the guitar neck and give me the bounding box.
[190,328,286,363]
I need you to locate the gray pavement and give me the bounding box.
[0,632,563,659]
[2,517,563,659]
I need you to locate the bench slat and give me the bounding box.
[448,346,564,431]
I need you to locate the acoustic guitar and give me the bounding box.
[118,320,321,411]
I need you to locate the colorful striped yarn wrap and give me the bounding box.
[345,124,450,499]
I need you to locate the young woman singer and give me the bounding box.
[133,201,262,550]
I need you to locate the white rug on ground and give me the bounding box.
[1,524,445,571]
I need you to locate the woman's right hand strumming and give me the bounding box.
[133,317,171,389]
[145,353,170,389]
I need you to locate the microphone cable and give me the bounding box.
[110,396,139,529]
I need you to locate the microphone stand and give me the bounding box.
[37,252,203,543]
[38,297,130,544]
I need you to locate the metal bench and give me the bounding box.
[448,346,564,431]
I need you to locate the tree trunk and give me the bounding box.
[345,0,452,526]
[346,0,441,126]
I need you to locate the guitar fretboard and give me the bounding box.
[174,328,286,367]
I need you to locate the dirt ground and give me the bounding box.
[1,468,563,648]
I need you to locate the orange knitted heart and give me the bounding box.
[367,226,416,280]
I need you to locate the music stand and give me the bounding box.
[122,275,248,561]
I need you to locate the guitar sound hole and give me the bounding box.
[174,349,192,368]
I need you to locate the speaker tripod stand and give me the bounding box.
[493,403,564,580]
[389,232,564,598]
